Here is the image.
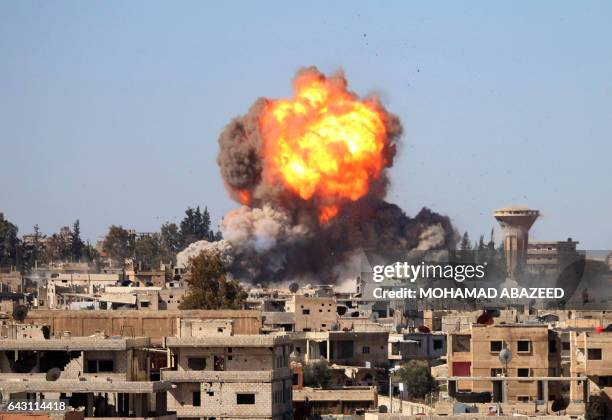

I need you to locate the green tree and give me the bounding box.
[44,226,72,262]
[459,232,472,251]
[71,220,84,261]
[179,251,245,310]
[134,233,163,270]
[303,360,332,387]
[160,222,182,262]
[22,224,45,271]
[0,213,19,267]
[396,360,438,400]
[180,206,214,247]
[103,225,135,268]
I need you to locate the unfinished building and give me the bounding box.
[0,332,172,417]
[162,323,293,420]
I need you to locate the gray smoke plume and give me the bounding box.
[183,67,456,283]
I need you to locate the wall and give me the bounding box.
[24,309,262,343]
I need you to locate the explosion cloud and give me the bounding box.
[179,67,455,283]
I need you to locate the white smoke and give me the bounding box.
[416,223,446,251]
[222,205,308,253]
[176,239,234,269]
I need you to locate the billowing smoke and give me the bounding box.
[178,67,455,283]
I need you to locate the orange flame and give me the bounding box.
[237,189,251,205]
[260,71,387,223]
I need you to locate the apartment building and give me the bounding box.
[389,331,446,362]
[285,294,337,332]
[447,323,561,403]
[570,329,612,406]
[162,322,293,419]
[292,331,389,367]
[0,330,172,417]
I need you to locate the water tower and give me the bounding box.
[494,206,539,277]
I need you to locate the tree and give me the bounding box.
[44,226,72,262]
[0,213,19,268]
[179,251,245,310]
[103,225,135,268]
[134,233,162,270]
[71,220,84,261]
[180,206,214,247]
[22,224,45,271]
[459,232,472,251]
[160,222,182,262]
[303,360,332,387]
[396,360,438,400]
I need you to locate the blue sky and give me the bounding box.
[1,1,611,248]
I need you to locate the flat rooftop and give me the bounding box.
[293,386,376,402]
[0,337,150,351]
[164,334,292,348]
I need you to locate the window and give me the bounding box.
[140,301,149,308]
[87,359,114,373]
[517,368,530,377]
[490,341,503,352]
[491,368,502,377]
[549,340,557,353]
[562,342,570,351]
[236,393,255,405]
[192,391,201,406]
[599,376,612,387]
[517,341,531,353]
[517,396,529,402]
[433,339,443,350]
[98,360,114,372]
[187,357,206,370]
[588,348,602,360]
[302,309,310,315]
[362,346,370,354]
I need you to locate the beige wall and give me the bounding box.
[286,295,337,332]
[24,309,262,344]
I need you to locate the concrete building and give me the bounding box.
[293,386,377,419]
[494,206,540,277]
[162,332,293,419]
[0,332,172,418]
[285,294,337,332]
[23,309,263,345]
[569,329,612,407]
[527,239,582,277]
[292,331,389,367]
[388,331,446,362]
[446,323,562,403]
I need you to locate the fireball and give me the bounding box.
[259,70,388,222]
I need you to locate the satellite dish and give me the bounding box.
[289,282,299,293]
[45,368,61,381]
[499,348,512,366]
[12,305,28,322]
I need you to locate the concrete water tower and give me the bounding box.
[494,206,540,277]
